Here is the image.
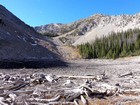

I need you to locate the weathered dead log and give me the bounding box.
[79,85,93,97]
[0,94,7,97]
[0,97,8,105]
[30,78,41,85]
[63,80,74,86]
[0,82,28,91]
[74,99,79,105]
[29,101,75,105]
[8,93,17,102]
[45,74,57,82]
[32,88,41,97]
[123,89,140,95]
[27,95,61,102]
[7,83,28,91]
[13,90,33,94]
[58,75,101,80]
[80,95,87,105]
[79,85,93,93]
[65,93,81,101]
[119,72,133,77]
[1,71,140,105]
[65,91,81,101]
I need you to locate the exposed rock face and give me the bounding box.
[35,13,140,45]
[0,5,59,60]
[35,23,64,36]
[35,19,96,37]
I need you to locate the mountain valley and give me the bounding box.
[0,4,140,105]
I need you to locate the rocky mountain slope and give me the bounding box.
[35,23,64,36]
[0,5,59,60]
[35,13,140,45]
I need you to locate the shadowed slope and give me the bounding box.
[0,5,67,68]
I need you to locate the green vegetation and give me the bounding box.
[78,28,140,59]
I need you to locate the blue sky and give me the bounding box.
[1,0,140,26]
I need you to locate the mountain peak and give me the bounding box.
[91,13,105,17]
[35,12,140,45]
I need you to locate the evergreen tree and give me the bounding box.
[78,28,140,59]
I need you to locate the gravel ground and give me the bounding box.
[0,56,140,104]
[0,56,140,89]
[0,56,140,77]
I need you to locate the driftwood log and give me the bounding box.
[0,72,139,104]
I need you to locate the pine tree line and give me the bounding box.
[78,28,140,59]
